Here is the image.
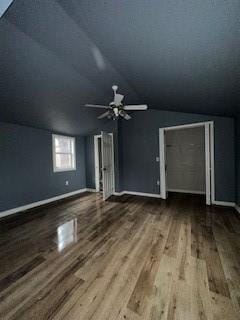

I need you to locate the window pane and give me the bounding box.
[53,135,75,171]
[56,154,72,169]
[55,137,72,153]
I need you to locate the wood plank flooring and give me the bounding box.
[0,192,240,319]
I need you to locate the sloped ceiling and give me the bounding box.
[0,0,239,135]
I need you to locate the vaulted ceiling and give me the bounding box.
[0,0,239,135]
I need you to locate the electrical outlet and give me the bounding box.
[157,180,160,186]
[65,181,69,186]
[156,157,160,162]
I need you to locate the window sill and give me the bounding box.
[53,168,76,173]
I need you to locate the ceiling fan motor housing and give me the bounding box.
[85,85,147,120]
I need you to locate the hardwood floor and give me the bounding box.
[0,192,240,320]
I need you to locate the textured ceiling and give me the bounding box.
[0,0,239,135]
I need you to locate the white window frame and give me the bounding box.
[52,134,76,172]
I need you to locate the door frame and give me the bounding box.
[159,121,215,205]
[94,133,115,194]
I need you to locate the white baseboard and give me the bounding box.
[167,188,205,195]
[1,188,237,219]
[113,190,161,199]
[85,188,98,192]
[89,190,161,199]
[124,191,161,198]
[212,200,236,207]
[113,191,125,196]
[235,205,240,214]
[0,188,89,219]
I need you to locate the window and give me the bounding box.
[52,134,76,172]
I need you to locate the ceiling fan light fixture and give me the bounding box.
[85,85,148,121]
[113,107,119,117]
[112,85,118,91]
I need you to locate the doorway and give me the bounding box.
[159,122,215,205]
[94,135,103,192]
[94,132,115,200]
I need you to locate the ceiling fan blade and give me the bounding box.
[98,111,110,119]
[114,93,124,106]
[121,112,132,120]
[123,104,148,110]
[85,104,109,109]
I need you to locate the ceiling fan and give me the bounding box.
[85,85,148,120]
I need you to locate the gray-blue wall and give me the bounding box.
[85,135,95,189]
[0,108,237,213]
[236,115,240,205]
[0,122,86,212]
[120,110,235,203]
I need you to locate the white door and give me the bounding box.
[101,132,114,200]
[204,123,211,205]
[159,129,167,199]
